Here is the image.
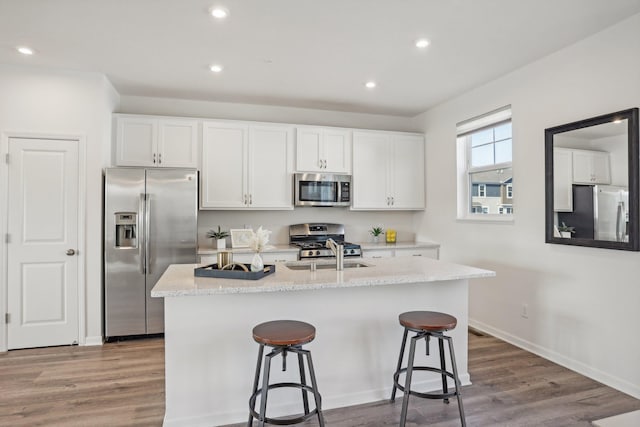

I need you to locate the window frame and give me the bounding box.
[456,106,514,222]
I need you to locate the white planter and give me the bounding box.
[216,238,226,249]
[560,231,572,238]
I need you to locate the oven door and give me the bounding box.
[294,173,351,207]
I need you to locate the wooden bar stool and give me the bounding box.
[248,320,325,427]
[390,311,466,427]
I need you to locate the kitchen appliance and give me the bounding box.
[294,173,351,207]
[104,168,197,339]
[557,184,629,241]
[289,223,361,259]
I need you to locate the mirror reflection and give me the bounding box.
[545,108,639,251]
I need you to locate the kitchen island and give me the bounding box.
[152,257,494,427]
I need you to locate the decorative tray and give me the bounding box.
[194,263,276,280]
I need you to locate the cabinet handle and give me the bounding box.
[249,194,252,205]
[412,254,422,257]
[243,194,247,205]
[391,196,395,205]
[323,159,327,169]
[318,159,323,169]
[158,153,162,164]
[153,153,156,164]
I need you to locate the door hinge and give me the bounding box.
[4,313,9,324]
[5,233,10,244]
[4,153,8,164]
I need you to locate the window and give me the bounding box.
[456,106,513,220]
[478,184,486,197]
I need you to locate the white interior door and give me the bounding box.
[7,137,79,349]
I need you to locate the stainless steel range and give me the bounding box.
[290,223,362,259]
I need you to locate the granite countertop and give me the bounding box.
[151,256,494,297]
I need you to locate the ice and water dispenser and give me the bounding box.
[115,212,137,248]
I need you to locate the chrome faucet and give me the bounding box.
[325,238,344,271]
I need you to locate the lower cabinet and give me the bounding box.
[362,246,439,260]
[200,251,298,265]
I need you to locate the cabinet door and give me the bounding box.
[573,150,611,184]
[116,117,157,166]
[362,249,394,259]
[296,127,322,171]
[391,134,425,209]
[248,125,294,209]
[591,151,611,184]
[553,148,573,212]
[201,122,248,209]
[323,129,351,173]
[157,119,198,167]
[395,247,439,260]
[352,132,390,209]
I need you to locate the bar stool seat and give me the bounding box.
[248,320,325,427]
[391,311,466,427]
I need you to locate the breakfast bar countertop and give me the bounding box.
[151,256,494,297]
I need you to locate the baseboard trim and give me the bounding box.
[82,335,103,346]
[469,318,640,399]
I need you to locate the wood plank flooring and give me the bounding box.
[1,331,638,426]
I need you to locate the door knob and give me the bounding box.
[66,249,76,256]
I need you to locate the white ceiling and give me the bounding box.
[1,0,639,117]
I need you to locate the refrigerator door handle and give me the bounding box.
[139,194,146,274]
[145,193,151,274]
[616,202,623,242]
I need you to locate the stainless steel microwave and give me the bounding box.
[294,173,352,207]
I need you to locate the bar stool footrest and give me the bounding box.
[249,382,322,425]
[393,366,459,400]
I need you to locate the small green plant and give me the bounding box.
[206,226,229,240]
[369,226,384,237]
[558,222,575,234]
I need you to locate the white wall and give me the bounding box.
[0,64,119,347]
[413,14,640,398]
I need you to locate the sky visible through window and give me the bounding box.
[471,122,512,167]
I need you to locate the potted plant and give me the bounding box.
[207,226,229,249]
[557,222,575,238]
[369,225,384,243]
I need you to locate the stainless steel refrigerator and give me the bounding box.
[104,168,197,339]
[558,184,629,242]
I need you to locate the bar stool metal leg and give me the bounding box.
[399,333,419,427]
[257,350,274,427]
[248,344,265,427]
[303,349,325,427]
[446,336,466,427]
[390,327,409,401]
[438,336,450,404]
[297,351,310,415]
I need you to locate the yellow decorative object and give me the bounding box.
[386,229,397,243]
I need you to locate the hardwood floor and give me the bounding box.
[1,331,638,426]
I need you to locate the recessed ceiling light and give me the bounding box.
[210,7,228,19]
[17,46,34,55]
[415,38,430,49]
[365,81,377,89]
[210,64,223,73]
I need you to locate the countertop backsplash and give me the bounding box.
[197,209,422,249]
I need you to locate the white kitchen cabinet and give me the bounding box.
[553,148,573,212]
[572,149,611,185]
[200,121,294,210]
[394,247,439,260]
[352,131,425,210]
[200,251,297,265]
[115,115,198,167]
[295,127,351,173]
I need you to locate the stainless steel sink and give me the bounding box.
[285,262,370,271]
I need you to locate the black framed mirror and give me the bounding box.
[545,108,639,250]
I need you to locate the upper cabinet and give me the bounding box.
[571,149,611,185]
[200,121,294,210]
[352,131,425,210]
[553,148,573,212]
[295,127,351,173]
[115,115,198,167]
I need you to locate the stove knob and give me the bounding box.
[315,250,321,256]
[343,249,348,254]
[306,251,313,257]
[350,249,355,254]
